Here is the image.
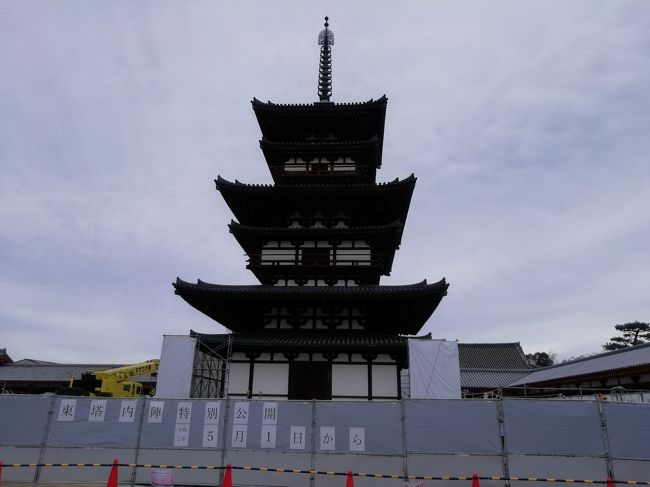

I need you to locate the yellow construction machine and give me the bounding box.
[58,359,159,397]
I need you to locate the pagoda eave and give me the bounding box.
[174,278,448,335]
[215,175,416,228]
[190,330,409,365]
[251,96,387,153]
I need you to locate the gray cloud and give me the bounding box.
[1,1,649,363]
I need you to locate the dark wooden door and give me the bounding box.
[288,362,332,400]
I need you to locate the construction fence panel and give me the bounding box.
[502,399,605,456]
[314,401,403,455]
[47,396,142,448]
[404,399,501,454]
[2,396,650,484]
[602,402,650,460]
[224,400,313,452]
[0,394,52,446]
[503,399,609,484]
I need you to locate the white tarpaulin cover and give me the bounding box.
[155,335,196,399]
[408,339,461,399]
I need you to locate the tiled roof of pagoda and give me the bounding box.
[215,174,414,192]
[251,96,387,110]
[215,175,415,229]
[251,96,388,159]
[173,278,448,335]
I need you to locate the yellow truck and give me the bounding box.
[58,359,159,397]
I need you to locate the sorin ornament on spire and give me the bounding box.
[317,16,334,102]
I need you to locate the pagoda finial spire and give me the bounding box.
[317,16,334,102]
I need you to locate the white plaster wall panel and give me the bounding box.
[332,364,368,397]
[372,365,398,397]
[252,363,289,396]
[228,362,251,395]
[336,248,371,263]
[261,246,294,263]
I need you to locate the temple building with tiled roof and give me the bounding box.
[172,18,448,400]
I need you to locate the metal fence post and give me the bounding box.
[597,400,615,480]
[496,397,511,487]
[130,397,147,487]
[32,393,56,487]
[310,399,317,487]
[218,398,232,486]
[401,398,409,480]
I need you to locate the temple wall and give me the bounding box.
[224,357,398,400]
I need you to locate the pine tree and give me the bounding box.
[602,322,650,351]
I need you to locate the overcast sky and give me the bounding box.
[1,1,649,364]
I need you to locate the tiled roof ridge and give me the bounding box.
[177,278,445,294]
[252,95,387,108]
[216,174,415,190]
[531,341,650,371]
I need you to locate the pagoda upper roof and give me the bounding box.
[174,278,448,335]
[251,96,388,157]
[216,175,415,227]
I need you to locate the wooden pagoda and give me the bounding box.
[174,18,448,400]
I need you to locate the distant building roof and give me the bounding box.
[458,342,532,370]
[0,363,156,384]
[509,342,650,386]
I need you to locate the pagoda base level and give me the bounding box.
[191,331,408,400]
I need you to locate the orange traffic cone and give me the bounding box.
[346,470,354,487]
[607,477,615,487]
[106,458,118,487]
[223,464,232,487]
[471,473,480,487]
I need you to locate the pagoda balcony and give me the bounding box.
[260,137,382,172]
[270,166,376,185]
[244,250,393,284]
